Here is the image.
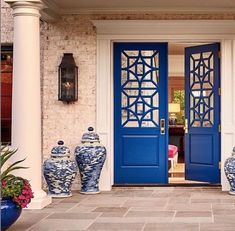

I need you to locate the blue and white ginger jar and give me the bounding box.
[75,127,106,194]
[224,147,235,195]
[43,140,78,197]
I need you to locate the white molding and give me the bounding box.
[96,20,235,191]
[96,39,112,190]
[92,20,235,37]
[220,40,235,191]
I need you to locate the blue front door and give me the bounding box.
[185,43,220,183]
[114,43,168,184]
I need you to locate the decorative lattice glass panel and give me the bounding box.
[121,50,159,127]
[189,52,214,127]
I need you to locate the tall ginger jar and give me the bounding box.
[224,147,235,195]
[75,127,106,194]
[43,141,78,197]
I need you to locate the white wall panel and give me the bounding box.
[96,39,112,190]
[221,40,235,190]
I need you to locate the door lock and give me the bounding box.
[184,118,188,134]
[160,119,165,135]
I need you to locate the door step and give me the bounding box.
[113,184,221,188]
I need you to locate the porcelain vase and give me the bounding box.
[75,127,106,194]
[43,141,78,197]
[224,147,235,195]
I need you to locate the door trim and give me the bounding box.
[94,20,235,191]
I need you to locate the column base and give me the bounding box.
[25,189,52,209]
[100,183,112,191]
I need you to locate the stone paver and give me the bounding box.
[8,187,235,231]
[87,222,144,231]
[144,223,199,231]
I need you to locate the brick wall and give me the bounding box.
[41,16,96,159]
[1,0,13,43]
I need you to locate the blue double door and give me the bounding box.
[114,42,220,184]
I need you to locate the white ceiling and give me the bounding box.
[43,0,235,14]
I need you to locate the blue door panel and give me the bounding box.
[185,165,219,183]
[189,135,213,165]
[114,42,168,184]
[185,43,220,183]
[122,135,159,166]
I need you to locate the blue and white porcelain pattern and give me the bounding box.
[43,141,78,197]
[224,147,235,195]
[75,127,106,194]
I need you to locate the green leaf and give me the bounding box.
[1,166,28,180]
[1,148,18,169]
[1,145,28,182]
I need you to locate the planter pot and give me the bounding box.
[224,147,235,195]
[1,198,22,231]
[75,127,106,194]
[43,141,78,197]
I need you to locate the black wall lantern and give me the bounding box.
[58,53,78,103]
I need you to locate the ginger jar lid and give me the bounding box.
[81,127,100,143]
[51,140,70,157]
[232,146,235,156]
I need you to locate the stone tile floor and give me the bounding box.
[8,187,235,231]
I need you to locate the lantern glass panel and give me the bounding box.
[60,67,75,101]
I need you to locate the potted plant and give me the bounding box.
[1,146,34,231]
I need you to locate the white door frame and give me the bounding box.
[93,20,235,191]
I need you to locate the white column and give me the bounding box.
[6,0,51,209]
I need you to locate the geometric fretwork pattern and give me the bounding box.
[190,52,214,127]
[121,50,159,127]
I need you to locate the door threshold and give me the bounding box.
[168,183,221,187]
[113,184,221,188]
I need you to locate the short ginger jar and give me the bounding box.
[43,140,78,197]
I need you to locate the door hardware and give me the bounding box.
[184,118,188,134]
[160,119,165,135]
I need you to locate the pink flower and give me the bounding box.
[10,180,34,208]
[1,180,7,188]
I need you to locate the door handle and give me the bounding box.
[160,119,165,135]
[184,118,188,134]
